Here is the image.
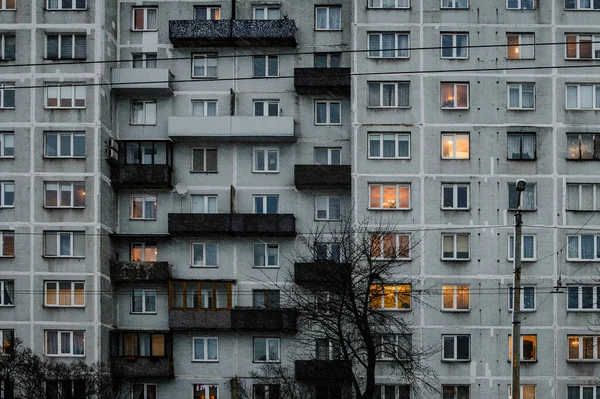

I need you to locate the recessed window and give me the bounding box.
[254,195,279,214]
[507,34,534,59]
[191,148,217,172]
[253,100,280,116]
[315,6,341,30]
[314,147,341,165]
[508,235,536,261]
[43,231,85,257]
[0,0,15,10]
[373,385,411,399]
[44,182,85,208]
[253,55,278,77]
[508,286,536,311]
[0,35,15,60]
[0,132,14,158]
[567,235,600,261]
[441,0,468,8]
[0,330,14,355]
[368,82,410,108]
[370,234,410,259]
[253,6,280,19]
[45,380,86,399]
[507,83,535,109]
[369,0,409,8]
[194,6,220,20]
[567,133,600,160]
[568,336,600,360]
[369,284,411,310]
[0,83,14,109]
[568,386,600,399]
[191,194,217,214]
[315,196,341,220]
[253,290,280,309]
[508,385,536,399]
[507,0,534,9]
[315,101,341,124]
[131,289,156,313]
[566,84,600,109]
[191,100,217,116]
[193,385,219,399]
[45,84,86,109]
[0,231,14,257]
[565,34,600,59]
[254,337,280,362]
[567,286,600,310]
[0,181,14,207]
[441,83,469,109]
[508,182,536,210]
[314,52,341,68]
[441,233,469,260]
[368,33,409,58]
[441,33,468,59]
[132,53,157,68]
[44,132,85,158]
[369,183,410,210]
[169,281,231,310]
[133,384,157,399]
[442,335,470,361]
[131,195,157,219]
[442,285,470,311]
[193,337,218,361]
[507,133,536,160]
[130,101,156,125]
[315,243,341,262]
[508,334,537,361]
[0,280,14,306]
[114,332,165,357]
[45,330,85,356]
[442,183,469,209]
[192,53,217,78]
[368,133,410,159]
[46,34,86,60]
[130,242,157,261]
[44,281,84,307]
[376,334,411,361]
[47,0,85,9]
[567,183,600,210]
[565,0,600,9]
[191,242,218,267]
[253,148,279,172]
[254,243,279,267]
[132,7,157,31]
[441,133,469,159]
[254,385,281,399]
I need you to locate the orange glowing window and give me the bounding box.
[441,83,469,109]
[369,284,411,310]
[369,184,410,209]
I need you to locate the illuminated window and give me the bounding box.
[568,335,600,360]
[441,33,468,59]
[0,231,14,257]
[370,234,410,259]
[442,285,470,311]
[194,6,220,20]
[442,385,469,399]
[566,84,600,109]
[441,83,469,109]
[508,385,536,399]
[508,286,536,311]
[369,184,410,209]
[507,34,534,59]
[130,242,157,262]
[169,281,231,310]
[442,335,470,361]
[0,0,15,10]
[567,133,600,160]
[369,284,411,310]
[113,332,165,357]
[44,182,85,208]
[508,334,537,361]
[442,234,469,260]
[441,133,469,159]
[565,34,600,59]
[0,329,14,355]
[131,195,156,219]
[442,183,469,210]
[132,7,157,31]
[44,281,84,307]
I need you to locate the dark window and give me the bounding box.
[508,133,536,160]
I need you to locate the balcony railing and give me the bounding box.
[111,68,173,96]
[169,309,232,330]
[231,308,297,332]
[294,262,351,286]
[294,165,351,190]
[168,213,296,237]
[110,164,172,188]
[110,261,170,283]
[294,360,353,382]
[111,357,173,379]
[294,68,351,95]
[168,116,295,142]
[169,19,296,47]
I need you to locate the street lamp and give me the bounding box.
[511,179,526,399]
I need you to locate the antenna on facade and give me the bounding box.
[175,183,187,213]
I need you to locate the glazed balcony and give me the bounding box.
[294,165,351,190]
[231,308,297,332]
[169,309,232,330]
[110,261,170,283]
[168,213,296,237]
[111,68,173,96]
[111,357,173,379]
[294,360,353,382]
[294,68,351,96]
[110,141,173,188]
[169,19,296,48]
[110,164,172,188]
[111,331,173,379]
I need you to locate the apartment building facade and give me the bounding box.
[1,0,600,397]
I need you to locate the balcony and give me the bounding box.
[169,19,296,48]
[231,308,297,332]
[168,213,296,237]
[111,357,173,379]
[294,68,351,95]
[110,164,172,188]
[168,116,296,142]
[169,309,232,330]
[294,165,351,190]
[294,262,350,286]
[111,68,173,96]
[110,261,170,283]
[294,360,353,382]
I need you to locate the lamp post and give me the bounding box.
[511,179,526,399]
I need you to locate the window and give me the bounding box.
[316,197,341,220]
[368,133,410,159]
[316,338,340,360]
[254,384,281,399]
[568,387,600,399]
[566,0,600,9]
[315,243,341,263]
[567,184,600,210]
[43,231,85,257]
[0,182,13,207]
[114,332,165,357]
[194,6,220,20]
[192,100,217,116]
[0,231,14,257]
[441,0,468,8]
[45,380,86,399]
[131,242,157,262]
[508,386,536,399]
[567,235,600,260]
[369,184,410,210]
[0,35,15,60]
[0,132,13,157]
[508,182,536,210]
[368,82,410,108]
[441,33,468,58]
[253,290,280,309]
[0,281,13,306]
[567,133,600,160]
[441,83,469,109]
[46,34,86,60]
[254,243,279,267]
[568,286,600,310]
[315,147,341,165]
[0,0,15,10]
[377,334,412,361]
[133,384,157,399]
[0,83,14,109]
[47,0,85,9]
[369,284,411,310]
[254,195,279,214]
[253,148,279,172]
[507,83,535,109]
[132,7,157,31]
[253,55,278,77]
[45,84,86,109]
[44,132,85,158]
[130,101,156,125]
[441,133,469,159]
[131,195,156,219]
[568,335,600,360]
[508,335,537,361]
[0,329,14,355]
[368,33,409,58]
[44,281,84,307]
[253,6,280,19]
[254,338,280,362]
[169,281,232,310]
[566,34,600,59]
[508,286,536,310]
[315,101,341,124]
[44,182,85,208]
[507,34,534,59]
[370,234,410,259]
[193,337,218,361]
[315,6,341,30]
[314,52,341,68]
[131,289,156,313]
[191,195,217,214]
[132,53,157,68]
[254,100,280,116]
[508,133,536,160]
[192,53,217,78]
[442,234,470,260]
[193,385,219,399]
[442,335,470,361]
[442,183,469,210]
[507,0,534,9]
[192,243,218,267]
[442,385,469,399]
[369,0,409,7]
[192,148,217,172]
[442,285,470,311]
[508,235,536,261]
[45,330,84,356]
[374,385,411,399]
[566,84,600,109]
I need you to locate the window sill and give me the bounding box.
[192,359,219,363]
[43,256,86,259]
[45,8,88,11]
[314,29,342,32]
[372,258,411,262]
[366,106,411,110]
[566,259,600,262]
[130,124,158,127]
[440,7,470,9]
[368,157,411,160]
[253,360,281,364]
[0,255,15,258]
[45,107,87,110]
[507,209,536,212]
[367,56,411,60]
[0,157,15,159]
[0,206,14,209]
[507,258,536,262]
[315,218,342,222]
[367,6,411,9]
[567,209,600,212]
[441,208,471,211]
[507,108,535,111]
[441,107,470,111]
[375,308,411,312]
[506,359,537,363]
[252,171,280,174]
[508,309,536,313]
[368,208,412,211]
[442,359,471,362]
[43,206,85,209]
[440,57,469,60]
[190,265,218,268]
[0,107,15,110]
[253,266,280,269]
[505,58,536,61]
[314,123,343,126]
[191,76,218,80]
[507,158,536,161]
[45,354,86,358]
[441,309,470,312]
[0,305,15,308]
[566,309,600,312]
[565,158,600,161]
[190,170,218,174]
[129,218,158,221]
[44,305,86,309]
[441,258,470,262]
[43,156,86,160]
[130,312,157,315]
[131,29,158,33]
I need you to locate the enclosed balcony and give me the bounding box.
[294,165,351,190]
[168,281,233,330]
[231,308,297,332]
[167,116,296,142]
[294,360,353,382]
[169,19,296,48]
[294,68,351,96]
[168,213,296,237]
[110,141,173,188]
[111,331,173,379]
[110,261,170,283]
[111,68,173,96]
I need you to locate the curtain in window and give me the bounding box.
[507,135,521,159]
[382,84,395,106]
[138,333,151,356]
[581,185,594,210]
[581,235,594,259]
[522,187,535,210]
[328,7,340,29]
[580,85,593,108]
[145,293,155,312]
[521,135,535,159]
[523,236,534,259]
[567,185,579,210]
[456,35,467,57]
[580,135,594,159]
[207,338,217,359]
[267,150,278,170]
[60,332,70,354]
[194,339,205,359]
[522,85,534,108]
[73,331,84,354]
[582,387,594,399]
[567,387,581,399]
[187,283,199,308]
[147,9,157,29]
[397,34,409,57]
[60,36,73,59]
[368,35,380,57]
[382,34,395,58]
[566,86,578,108]
[368,83,380,106]
[47,0,58,8]
[457,0,468,7]
[316,102,327,122]
[316,8,327,29]
[267,246,278,265]
[398,83,409,107]
[74,36,86,59]
[441,0,453,7]
[523,286,535,309]
[509,86,520,107]
[3,281,12,305]
[47,36,59,59]
[58,233,71,256]
[383,0,395,6]
[144,198,156,218]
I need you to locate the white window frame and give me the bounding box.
[253,195,279,214]
[0,132,14,158]
[253,6,280,19]
[193,385,219,398]
[507,385,536,399]
[253,99,280,116]
[0,35,15,60]
[314,147,342,165]
[508,285,536,311]
[377,334,412,361]
[508,334,537,362]
[442,386,470,399]
[565,0,600,9]
[440,33,469,59]
[45,34,86,60]
[192,53,217,78]
[441,0,468,8]
[370,233,411,260]
[567,183,600,210]
[253,338,280,362]
[130,242,157,262]
[567,286,600,310]
[368,133,410,159]
[253,243,279,267]
[507,83,536,110]
[315,6,341,30]
[508,182,536,210]
[507,133,536,160]
[191,148,218,172]
[132,7,157,31]
[44,330,85,357]
[191,194,218,214]
[567,335,600,361]
[442,285,470,311]
[0,0,15,10]
[44,281,85,307]
[194,6,221,20]
[441,233,470,261]
[191,100,218,116]
[565,34,600,59]
[369,183,411,210]
[43,182,85,208]
[0,231,14,257]
[191,242,218,267]
[442,334,470,361]
[374,385,411,399]
[506,33,535,59]
[253,148,279,173]
[192,337,219,362]
[508,234,537,261]
[567,234,600,261]
[44,132,85,158]
[565,84,600,109]
[314,52,342,68]
[0,280,14,306]
[0,329,13,355]
[45,84,86,109]
[130,101,157,125]
[367,32,410,59]
[133,384,158,399]
[253,55,279,77]
[43,231,84,258]
[315,242,341,262]
[46,0,85,10]
[0,181,14,208]
[367,82,410,108]
[441,183,470,210]
[0,83,15,109]
[315,196,341,220]
[567,386,600,399]
[440,83,469,109]
[132,53,157,69]
[130,195,157,220]
[368,0,410,8]
[506,0,535,9]
[441,133,470,159]
[370,284,411,310]
[131,289,156,314]
[314,100,342,125]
